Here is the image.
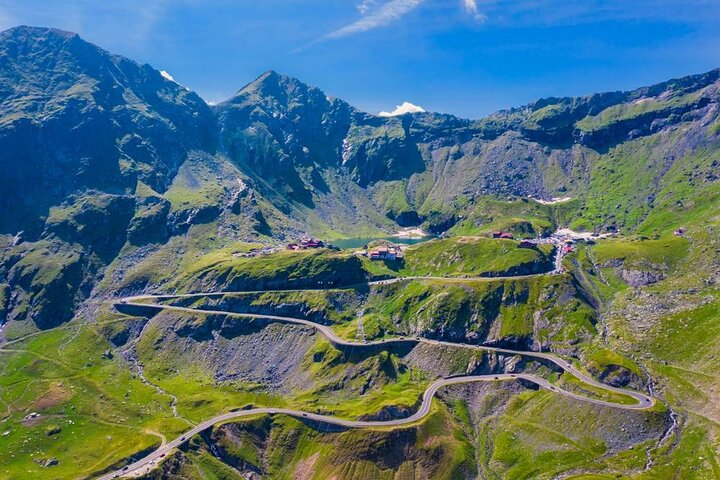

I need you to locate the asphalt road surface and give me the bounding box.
[101,286,655,479]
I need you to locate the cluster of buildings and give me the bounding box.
[355,245,405,261]
[492,231,536,249]
[286,238,325,251]
[561,241,574,254]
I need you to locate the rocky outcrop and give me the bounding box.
[126,198,171,246]
[403,343,556,378]
[621,268,666,287]
[0,26,216,237]
[2,240,94,328]
[594,363,645,390]
[167,205,221,236]
[43,192,136,261]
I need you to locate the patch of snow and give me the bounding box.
[160,70,176,83]
[378,101,425,117]
[632,97,654,105]
[555,228,612,240]
[392,227,428,238]
[530,196,573,205]
[341,138,353,165]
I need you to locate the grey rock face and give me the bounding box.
[0,26,215,237]
[167,205,221,235]
[621,268,666,287]
[127,198,171,245]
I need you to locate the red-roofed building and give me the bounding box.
[288,238,326,250]
[300,238,324,248]
[368,245,401,261]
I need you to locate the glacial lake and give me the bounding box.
[331,235,436,250]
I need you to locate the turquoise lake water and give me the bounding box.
[331,235,436,250]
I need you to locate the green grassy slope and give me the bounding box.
[449,197,582,238]
[140,406,477,480]
[363,237,554,278]
[0,312,187,479]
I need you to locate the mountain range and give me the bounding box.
[1,25,720,479]
[1,26,718,331]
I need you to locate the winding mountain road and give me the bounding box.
[99,372,633,480]
[132,269,563,303]
[100,279,655,479]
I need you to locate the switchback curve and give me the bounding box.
[101,276,656,478]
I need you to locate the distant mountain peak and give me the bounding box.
[0,24,107,75]
[256,69,282,82]
[1,25,78,39]
[219,70,344,117]
[0,25,85,52]
[239,70,310,96]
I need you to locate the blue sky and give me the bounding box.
[1,0,719,118]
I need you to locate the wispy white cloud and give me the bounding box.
[324,0,424,40]
[462,0,487,22]
[378,101,425,116]
[126,0,173,44]
[463,0,720,27]
[357,0,378,14]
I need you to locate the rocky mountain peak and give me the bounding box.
[0,26,106,99]
[0,25,80,45]
[222,69,347,120]
[0,25,216,236]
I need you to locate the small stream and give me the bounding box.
[118,318,195,427]
[638,361,679,470]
